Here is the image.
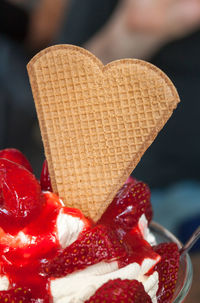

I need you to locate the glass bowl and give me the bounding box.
[150,221,193,303]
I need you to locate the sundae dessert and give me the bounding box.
[0,44,182,302]
[0,149,180,302]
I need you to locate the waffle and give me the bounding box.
[27,44,180,221]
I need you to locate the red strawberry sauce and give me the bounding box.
[0,190,159,301]
[0,152,161,302]
[0,192,63,302]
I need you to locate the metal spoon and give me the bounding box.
[180,226,200,256]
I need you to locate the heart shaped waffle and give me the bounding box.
[27,45,179,221]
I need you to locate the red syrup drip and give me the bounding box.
[40,160,53,192]
[118,227,160,269]
[0,192,63,302]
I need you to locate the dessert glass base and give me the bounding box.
[150,222,193,303]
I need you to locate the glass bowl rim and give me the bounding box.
[150,221,193,302]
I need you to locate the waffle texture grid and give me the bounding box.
[27,45,180,221]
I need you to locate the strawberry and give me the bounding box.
[40,159,52,192]
[0,287,33,302]
[0,158,44,234]
[85,278,152,303]
[153,242,180,303]
[0,148,33,172]
[98,180,152,236]
[41,224,126,277]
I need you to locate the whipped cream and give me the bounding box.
[51,261,158,303]
[139,272,158,303]
[51,213,158,303]
[0,276,9,291]
[138,214,156,246]
[0,203,159,302]
[57,209,85,248]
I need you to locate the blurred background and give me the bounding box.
[0,1,200,301]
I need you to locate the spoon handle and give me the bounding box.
[180,226,200,256]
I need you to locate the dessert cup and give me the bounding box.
[150,222,193,303]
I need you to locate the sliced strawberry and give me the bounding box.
[85,278,152,303]
[98,181,152,236]
[41,224,126,277]
[0,158,44,234]
[40,159,52,192]
[153,242,180,303]
[0,287,33,303]
[0,148,33,172]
